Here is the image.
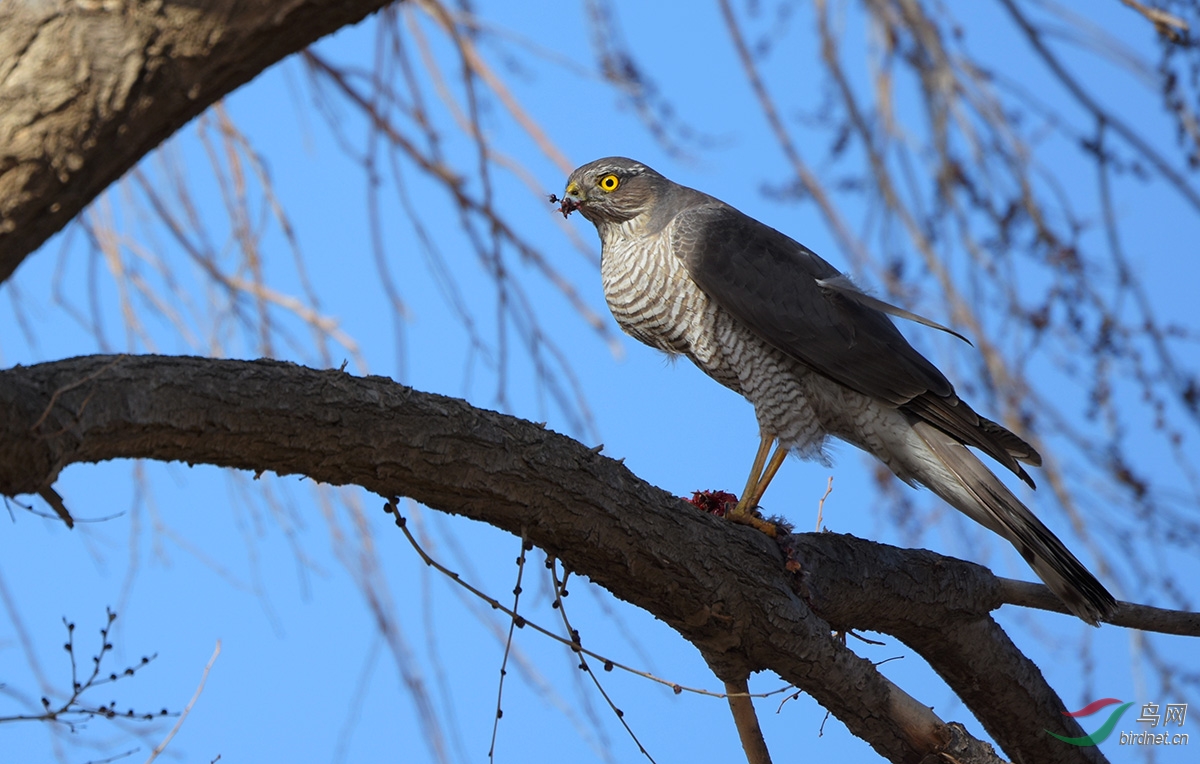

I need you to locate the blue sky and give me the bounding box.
[2,2,1198,762]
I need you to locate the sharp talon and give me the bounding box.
[724,498,778,538]
[730,514,776,538]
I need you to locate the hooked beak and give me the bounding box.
[553,181,584,218]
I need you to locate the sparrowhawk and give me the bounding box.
[558,156,1116,625]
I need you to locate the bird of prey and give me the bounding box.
[558,156,1117,625]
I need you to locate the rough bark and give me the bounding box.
[785,534,1108,764]
[0,0,394,284]
[0,354,1112,764]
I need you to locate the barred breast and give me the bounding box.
[599,218,863,462]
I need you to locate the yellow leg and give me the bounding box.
[726,434,783,537]
[748,444,788,509]
[737,434,773,506]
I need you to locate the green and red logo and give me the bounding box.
[1046,698,1134,746]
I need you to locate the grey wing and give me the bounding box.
[672,202,952,405]
[672,202,1041,483]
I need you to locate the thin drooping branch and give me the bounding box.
[1116,0,1190,39]
[997,0,1200,213]
[0,354,1153,763]
[0,0,396,284]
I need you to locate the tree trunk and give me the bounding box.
[0,0,392,283]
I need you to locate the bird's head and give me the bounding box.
[556,157,666,227]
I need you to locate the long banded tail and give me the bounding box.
[912,422,1117,625]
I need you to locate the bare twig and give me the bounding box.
[815,476,834,532]
[382,499,790,700]
[1117,0,1189,39]
[487,533,529,762]
[0,609,168,728]
[145,640,221,764]
[999,0,1200,212]
[717,0,872,269]
[549,559,656,763]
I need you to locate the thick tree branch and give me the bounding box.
[786,535,1108,764]
[0,354,1142,762]
[0,0,394,284]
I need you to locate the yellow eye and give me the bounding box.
[598,174,620,192]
